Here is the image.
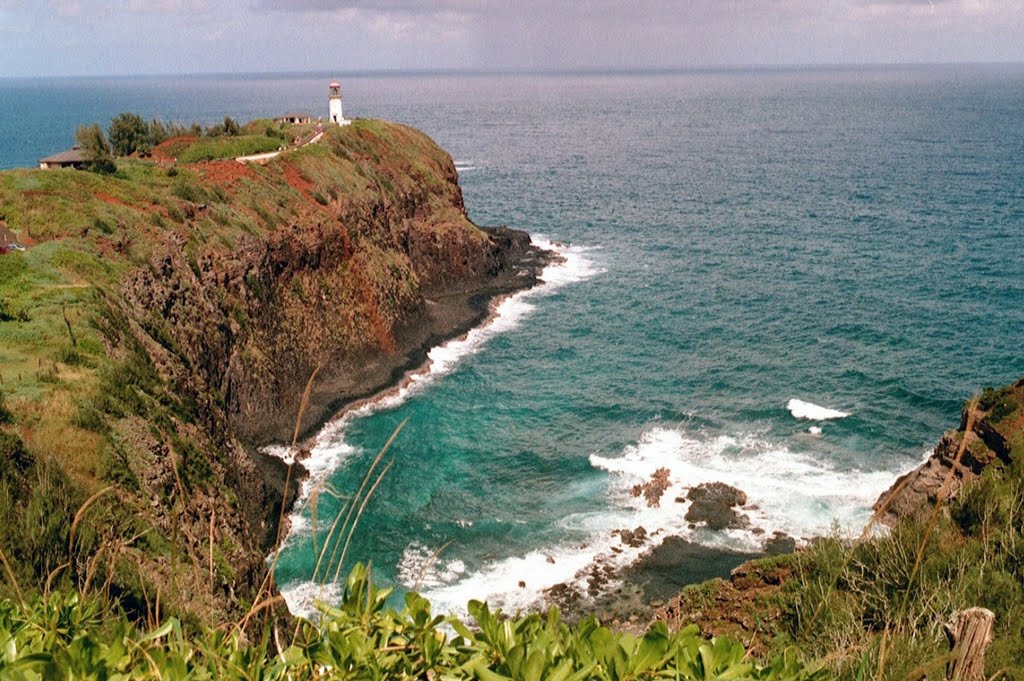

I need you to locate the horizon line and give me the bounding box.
[2,60,1023,81]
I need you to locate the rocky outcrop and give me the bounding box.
[651,559,793,657]
[684,482,750,530]
[874,379,1023,526]
[630,468,671,507]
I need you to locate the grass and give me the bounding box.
[176,135,282,163]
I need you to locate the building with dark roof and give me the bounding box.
[275,112,311,125]
[38,147,87,170]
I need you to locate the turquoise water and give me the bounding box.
[3,67,1023,614]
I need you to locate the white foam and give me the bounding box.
[808,426,822,436]
[787,398,850,421]
[407,423,905,619]
[278,236,601,616]
[278,580,341,619]
[397,542,467,590]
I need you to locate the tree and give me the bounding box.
[108,112,150,157]
[207,116,240,137]
[149,118,169,147]
[75,124,117,174]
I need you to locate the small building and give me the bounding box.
[328,81,351,126]
[275,112,311,125]
[39,146,87,170]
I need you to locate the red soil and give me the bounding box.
[197,160,256,186]
[95,191,129,207]
[151,136,197,162]
[282,164,314,199]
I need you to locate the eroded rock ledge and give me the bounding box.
[874,378,1024,526]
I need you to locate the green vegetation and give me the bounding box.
[0,565,824,679]
[0,116,486,628]
[176,135,282,163]
[74,124,117,174]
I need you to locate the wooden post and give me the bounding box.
[945,607,995,681]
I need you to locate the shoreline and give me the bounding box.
[266,232,565,596]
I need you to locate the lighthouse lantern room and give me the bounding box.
[328,81,350,126]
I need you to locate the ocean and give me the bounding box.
[3,65,1023,616]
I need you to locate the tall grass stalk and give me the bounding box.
[799,397,981,651]
[314,418,406,585]
[871,398,980,681]
[239,364,320,632]
[0,548,26,610]
[331,458,395,584]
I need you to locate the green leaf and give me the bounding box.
[474,663,514,681]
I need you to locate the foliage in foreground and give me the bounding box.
[0,564,825,680]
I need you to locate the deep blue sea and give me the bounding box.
[3,66,1023,615]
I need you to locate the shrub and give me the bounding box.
[0,565,826,679]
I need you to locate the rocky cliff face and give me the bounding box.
[873,378,1024,526]
[0,121,549,623]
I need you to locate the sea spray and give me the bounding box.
[406,425,909,619]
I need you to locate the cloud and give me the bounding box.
[255,0,490,13]
[127,0,208,13]
[48,0,84,16]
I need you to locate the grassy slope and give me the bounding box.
[0,120,484,625]
[659,380,1024,679]
[0,123,415,482]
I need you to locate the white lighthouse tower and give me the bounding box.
[328,80,350,126]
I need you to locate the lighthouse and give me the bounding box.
[328,80,350,126]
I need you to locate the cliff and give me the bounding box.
[873,378,1024,526]
[0,120,549,623]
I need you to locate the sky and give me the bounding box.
[0,0,1023,77]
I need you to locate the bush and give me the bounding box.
[0,565,826,679]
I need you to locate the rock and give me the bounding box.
[546,555,556,564]
[687,482,748,507]
[630,468,672,507]
[685,500,749,530]
[874,381,1023,526]
[518,581,526,588]
[684,483,750,530]
[764,532,796,555]
[615,526,649,548]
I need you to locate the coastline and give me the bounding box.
[266,231,565,605]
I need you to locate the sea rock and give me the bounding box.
[873,380,1023,526]
[687,482,748,507]
[630,468,672,507]
[615,526,649,548]
[684,482,750,530]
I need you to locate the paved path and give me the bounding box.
[235,130,325,164]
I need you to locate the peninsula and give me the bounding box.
[0,116,550,623]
